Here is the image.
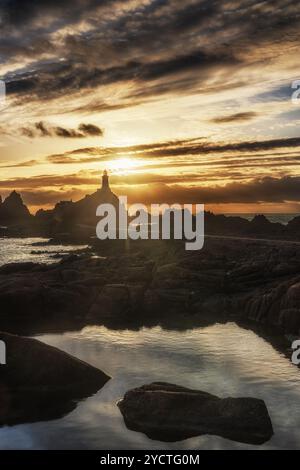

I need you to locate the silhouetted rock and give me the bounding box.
[287,215,300,235]
[205,211,287,238]
[2,237,300,336]
[205,211,249,236]
[3,182,300,242]
[118,382,273,444]
[0,331,110,426]
[35,170,121,236]
[0,191,32,226]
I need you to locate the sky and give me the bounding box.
[1,0,300,214]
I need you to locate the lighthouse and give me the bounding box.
[102,169,110,191]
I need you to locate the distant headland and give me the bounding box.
[1,170,300,242]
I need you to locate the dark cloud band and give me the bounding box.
[20,121,103,139]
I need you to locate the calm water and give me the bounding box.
[0,238,88,266]
[0,323,300,450]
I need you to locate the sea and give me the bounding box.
[0,237,88,267]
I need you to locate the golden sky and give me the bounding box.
[1,0,300,214]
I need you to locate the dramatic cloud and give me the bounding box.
[210,112,258,124]
[20,122,104,139]
[1,1,300,212]
[3,0,299,108]
[45,136,300,164]
[5,49,240,105]
[2,174,300,210]
[112,176,300,206]
[0,159,38,168]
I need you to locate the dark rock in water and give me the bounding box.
[0,331,110,426]
[118,382,273,445]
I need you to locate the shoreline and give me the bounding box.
[0,236,299,359]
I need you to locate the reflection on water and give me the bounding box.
[0,322,300,449]
[0,238,88,266]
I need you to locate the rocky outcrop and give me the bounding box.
[3,186,300,241]
[0,331,110,426]
[0,252,153,329]
[1,237,300,335]
[118,382,273,445]
[240,278,300,334]
[35,183,120,235]
[0,191,32,226]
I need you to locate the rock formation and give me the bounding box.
[1,237,300,337]
[0,331,110,426]
[118,382,273,444]
[2,180,300,242]
[35,170,121,236]
[0,191,32,226]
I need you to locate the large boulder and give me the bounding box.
[0,332,110,425]
[118,382,273,445]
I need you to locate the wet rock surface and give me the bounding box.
[118,382,274,444]
[1,238,300,336]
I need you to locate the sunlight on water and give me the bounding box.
[0,322,299,449]
[0,238,88,266]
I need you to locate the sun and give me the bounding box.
[108,157,139,173]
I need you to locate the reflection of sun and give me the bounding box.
[108,157,139,173]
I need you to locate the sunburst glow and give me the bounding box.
[108,158,139,173]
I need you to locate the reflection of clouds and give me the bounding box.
[1,322,295,449]
[0,322,299,449]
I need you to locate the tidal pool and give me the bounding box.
[0,322,299,449]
